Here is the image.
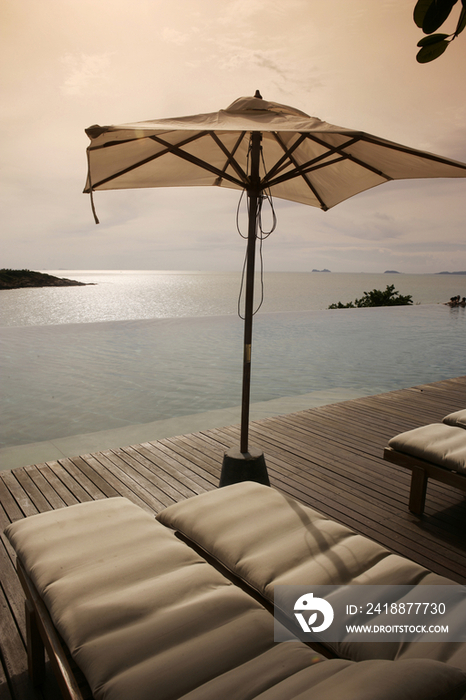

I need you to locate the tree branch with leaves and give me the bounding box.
[415,0,466,62]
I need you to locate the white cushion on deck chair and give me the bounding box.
[6,495,466,700]
[388,423,466,474]
[4,497,330,700]
[156,482,466,670]
[157,482,445,599]
[443,409,466,429]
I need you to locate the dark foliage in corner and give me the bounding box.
[414,0,466,62]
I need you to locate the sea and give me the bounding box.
[1,270,465,453]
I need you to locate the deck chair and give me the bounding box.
[383,422,466,516]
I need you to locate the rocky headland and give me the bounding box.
[0,269,93,289]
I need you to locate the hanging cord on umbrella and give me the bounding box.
[86,149,101,225]
[236,149,277,320]
[89,189,100,225]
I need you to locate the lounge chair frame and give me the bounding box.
[383,446,466,516]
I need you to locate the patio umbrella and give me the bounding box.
[84,91,466,486]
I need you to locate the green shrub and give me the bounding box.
[329,284,413,309]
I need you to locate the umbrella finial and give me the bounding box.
[254,90,263,99]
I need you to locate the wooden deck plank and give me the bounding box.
[130,447,207,496]
[0,477,24,525]
[46,460,96,505]
[154,435,222,481]
[1,471,39,519]
[106,446,180,509]
[113,444,203,501]
[1,376,465,700]
[84,450,168,514]
[22,466,69,511]
[143,441,218,489]
[62,456,120,500]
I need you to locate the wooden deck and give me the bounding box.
[1,375,465,700]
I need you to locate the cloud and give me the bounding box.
[61,53,114,96]
[162,27,196,45]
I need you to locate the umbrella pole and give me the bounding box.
[219,131,270,488]
[240,132,261,455]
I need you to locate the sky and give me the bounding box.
[1,0,466,274]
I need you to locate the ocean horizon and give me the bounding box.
[1,269,466,326]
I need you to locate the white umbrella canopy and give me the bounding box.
[84,92,466,212]
[84,92,466,486]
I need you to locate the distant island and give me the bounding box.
[0,269,92,290]
[312,269,331,273]
[437,271,466,275]
[384,270,400,274]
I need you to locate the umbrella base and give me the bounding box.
[219,447,270,487]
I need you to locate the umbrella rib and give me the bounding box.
[87,132,211,189]
[304,133,393,180]
[148,133,247,188]
[266,136,352,181]
[301,131,466,178]
[300,133,393,180]
[269,132,329,210]
[262,133,309,182]
[89,132,245,190]
[209,132,249,185]
[88,130,206,152]
[359,134,466,170]
[265,155,347,190]
[266,133,395,195]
